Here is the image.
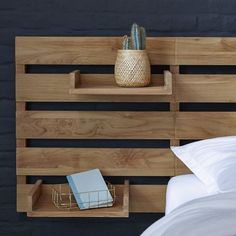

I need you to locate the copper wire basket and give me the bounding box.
[51,182,116,210]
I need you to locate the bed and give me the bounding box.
[142,191,236,236]
[165,174,210,215]
[142,136,236,235]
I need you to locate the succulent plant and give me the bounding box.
[122,35,130,49]
[140,26,146,50]
[122,23,146,50]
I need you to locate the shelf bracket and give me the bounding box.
[28,179,42,212]
[69,70,80,93]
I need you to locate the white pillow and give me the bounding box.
[171,136,236,194]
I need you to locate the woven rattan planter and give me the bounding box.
[115,50,151,87]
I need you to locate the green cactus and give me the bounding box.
[140,26,146,50]
[131,23,141,50]
[122,23,146,50]
[122,35,130,49]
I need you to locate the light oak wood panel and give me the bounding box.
[16,73,172,102]
[177,75,236,102]
[15,37,176,65]
[169,66,180,175]
[28,179,42,212]
[69,70,172,95]
[130,185,166,213]
[176,37,236,65]
[26,180,129,217]
[16,148,175,176]
[16,111,175,139]
[17,184,166,214]
[16,101,27,190]
[176,112,236,139]
[16,37,236,66]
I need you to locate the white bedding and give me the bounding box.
[142,191,236,236]
[165,174,210,214]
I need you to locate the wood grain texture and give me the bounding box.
[69,71,172,96]
[24,181,129,217]
[15,36,236,216]
[176,37,236,65]
[16,111,175,139]
[130,185,166,213]
[176,112,236,139]
[177,75,236,102]
[15,64,26,74]
[69,82,172,95]
[16,148,175,176]
[16,73,236,102]
[16,37,236,65]
[16,101,27,206]
[16,73,172,102]
[17,183,166,214]
[123,180,129,216]
[15,37,176,65]
[69,70,80,89]
[28,179,42,212]
[169,66,180,176]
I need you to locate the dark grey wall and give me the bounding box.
[1,1,236,235]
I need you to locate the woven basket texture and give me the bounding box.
[115,50,151,87]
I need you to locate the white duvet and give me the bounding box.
[141,191,236,236]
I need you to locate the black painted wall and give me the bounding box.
[1,1,236,235]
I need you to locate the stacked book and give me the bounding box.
[67,169,113,210]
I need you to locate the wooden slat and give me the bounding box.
[16,37,236,66]
[15,37,176,65]
[17,184,166,213]
[16,101,27,187]
[176,112,236,139]
[16,73,172,102]
[176,37,236,65]
[169,66,181,176]
[177,75,236,102]
[16,64,26,74]
[130,185,166,213]
[123,180,129,216]
[16,148,175,176]
[16,111,174,139]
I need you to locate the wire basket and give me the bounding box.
[51,182,116,210]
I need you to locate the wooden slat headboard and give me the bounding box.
[15,37,236,216]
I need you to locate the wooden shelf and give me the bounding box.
[69,70,172,95]
[26,180,129,217]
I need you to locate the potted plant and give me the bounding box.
[115,23,151,87]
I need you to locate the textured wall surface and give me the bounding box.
[1,0,236,235]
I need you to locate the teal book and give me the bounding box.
[66,169,113,210]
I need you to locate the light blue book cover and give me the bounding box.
[67,169,113,210]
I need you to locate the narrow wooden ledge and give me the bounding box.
[69,70,172,95]
[25,180,129,218]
